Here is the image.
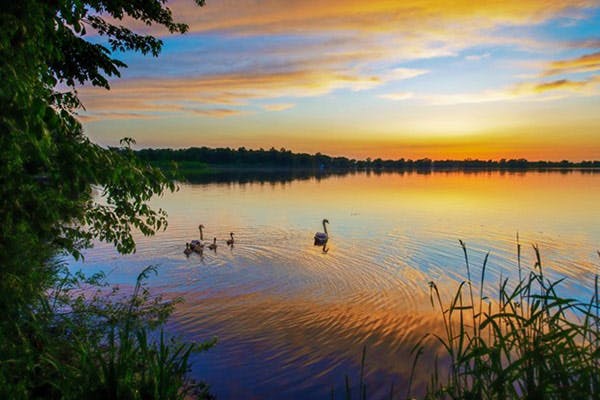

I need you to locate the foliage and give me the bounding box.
[0,0,207,397]
[0,265,216,400]
[0,0,209,312]
[409,242,600,399]
[136,146,600,172]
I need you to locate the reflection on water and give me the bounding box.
[71,170,600,398]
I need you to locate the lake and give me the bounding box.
[71,170,600,398]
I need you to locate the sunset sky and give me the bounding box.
[79,0,600,161]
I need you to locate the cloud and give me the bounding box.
[78,69,383,119]
[385,68,429,81]
[517,75,600,93]
[110,0,581,73]
[533,79,587,92]
[77,111,163,122]
[78,0,600,121]
[419,74,600,106]
[420,90,516,106]
[262,103,295,111]
[188,108,246,117]
[465,52,491,61]
[567,38,600,49]
[78,61,427,119]
[542,51,600,76]
[162,0,597,35]
[379,92,414,101]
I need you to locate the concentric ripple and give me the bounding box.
[70,171,600,399]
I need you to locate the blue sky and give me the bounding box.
[79,0,600,160]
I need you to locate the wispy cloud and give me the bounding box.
[517,75,600,93]
[188,108,246,117]
[419,90,516,106]
[419,74,600,106]
[262,103,295,111]
[465,52,491,61]
[542,51,600,76]
[385,68,429,80]
[163,0,597,35]
[78,111,163,122]
[567,38,600,49]
[79,0,600,129]
[532,79,587,92]
[79,62,427,119]
[379,92,414,101]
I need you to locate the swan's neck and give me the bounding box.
[199,227,203,240]
[230,233,234,239]
[322,221,328,234]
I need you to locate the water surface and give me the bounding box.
[72,170,600,398]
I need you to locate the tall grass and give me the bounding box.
[0,265,215,399]
[408,241,600,399]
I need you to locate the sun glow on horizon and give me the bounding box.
[80,0,600,160]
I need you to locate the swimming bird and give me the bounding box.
[314,219,329,245]
[226,232,234,246]
[208,237,218,251]
[184,242,193,256]
[191,224,205,250]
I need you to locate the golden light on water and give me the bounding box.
[75,171,600,397]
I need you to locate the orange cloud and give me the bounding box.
[112,0,580,70]
[516,74,600,94]
[78,63,427,120]
[78,111,162,122]
[78,0,600,124]
[188,108,246,117]
[262,103,295,111]
[164,0,595,35]
[405,74,600,106]
[533,79,587,92]
[542,51,600,76]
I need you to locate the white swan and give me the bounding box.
[314,219,329,245]
[191,224,205,250]
[208,237,218,251]
[226,232,234,246]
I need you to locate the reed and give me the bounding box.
[408,242,600,399]
[0,265,215,400]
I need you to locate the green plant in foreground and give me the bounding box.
[0,265,216,400]
[409,241,600,400]
[67,266,216,400]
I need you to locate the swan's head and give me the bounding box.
[230,232,234,236]
[323,219,329,224]
[199,224,204,230]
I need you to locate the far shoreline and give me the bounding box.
[134,146,600,174]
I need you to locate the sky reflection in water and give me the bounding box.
[71,170,600,398]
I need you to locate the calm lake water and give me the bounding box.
[71,170,600,399]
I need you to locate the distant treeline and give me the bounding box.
[136,147,600,171]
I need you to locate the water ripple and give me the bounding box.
[70,171,600,399]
